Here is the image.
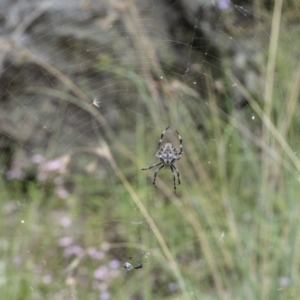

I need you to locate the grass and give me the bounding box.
[1,0,300,299]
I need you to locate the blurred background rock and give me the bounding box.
[0,0,283,177]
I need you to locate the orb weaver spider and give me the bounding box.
[141,126,183,192]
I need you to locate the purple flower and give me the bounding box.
[279,277,290,286]
[88,247,105,260]
[55,186,69,199]
[168,282,178,292]
[218,0,230,10]
[42,275,52,284]
[5,168,24,180]
[58,236,73,247]
[31,154,45,164]
[99,291,110,300]
[94,266,108,280]
[64,245,84,257]
[44,159,62,172]
[59,216,71,228]
[108,259,120,269]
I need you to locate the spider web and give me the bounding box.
[0,0,299,299]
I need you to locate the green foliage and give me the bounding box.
[2,3,300,300]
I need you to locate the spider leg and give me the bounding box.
[157,125,170,149]
[175,130,183,156]
[153,165,164,188]
[172,164,181,185]
[141,162,162,170]
[170,166,177,193]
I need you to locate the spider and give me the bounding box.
[141,126,183,193]
[124,262,142,271]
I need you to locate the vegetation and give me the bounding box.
[1,1,300,299]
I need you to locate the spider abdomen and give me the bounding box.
[156,143,178,167]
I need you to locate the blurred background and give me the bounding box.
[0,0,300,299]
